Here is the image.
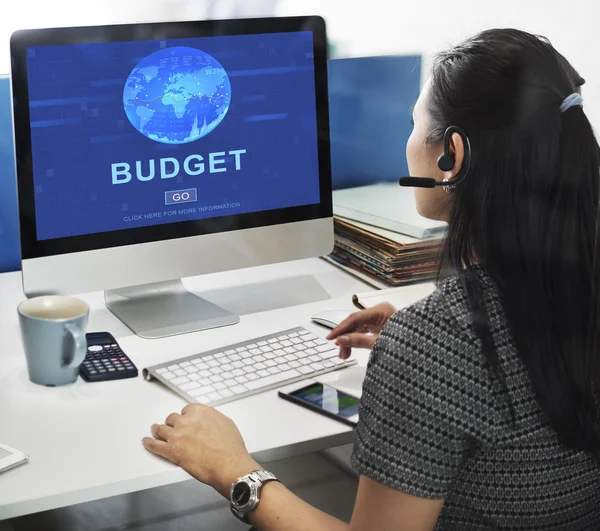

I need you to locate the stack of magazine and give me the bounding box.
[326,183,445,288]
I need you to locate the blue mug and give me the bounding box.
[18,296,89,386]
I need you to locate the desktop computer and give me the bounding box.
[10,16,333,338]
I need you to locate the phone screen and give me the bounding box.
[289,383,360,419]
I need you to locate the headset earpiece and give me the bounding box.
[437,153,454,172]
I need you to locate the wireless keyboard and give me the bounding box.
[143,327,355,406]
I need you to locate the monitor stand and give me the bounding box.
[105,280,239,339]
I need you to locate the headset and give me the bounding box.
[399,126,472,189]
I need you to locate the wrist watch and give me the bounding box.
[229,469,279,523]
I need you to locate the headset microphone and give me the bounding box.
[399,126,471,189]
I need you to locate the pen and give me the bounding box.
[352,294,367,311]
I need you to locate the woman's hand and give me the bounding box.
[143,403,259,498]
[327,302,397,359]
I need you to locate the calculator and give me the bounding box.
[81,332,138,382]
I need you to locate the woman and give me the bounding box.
[143,28,600,530]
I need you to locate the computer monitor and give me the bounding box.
[10,16,333,338]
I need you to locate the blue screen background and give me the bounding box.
[26,32,320,241]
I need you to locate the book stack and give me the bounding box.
[327,183,445,288]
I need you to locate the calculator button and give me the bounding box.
[88,346,103,352]
[108,368,116,372]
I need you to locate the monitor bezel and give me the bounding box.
[10,16,332,260]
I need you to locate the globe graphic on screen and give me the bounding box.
[123,46,231,144]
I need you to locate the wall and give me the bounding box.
[1,0,598,126]
[276,0,600,129]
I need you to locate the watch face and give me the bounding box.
[232,482,252,507]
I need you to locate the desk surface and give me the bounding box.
[0,258,433,520]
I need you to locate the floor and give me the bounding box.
[1,450,358,531]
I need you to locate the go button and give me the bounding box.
[165,188,198,206]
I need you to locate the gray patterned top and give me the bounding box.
[352,266,600,530]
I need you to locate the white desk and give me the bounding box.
[0,258,372,519]
[0,258,433,521]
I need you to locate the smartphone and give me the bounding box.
[278,380,360,427]
[0,442,29,474]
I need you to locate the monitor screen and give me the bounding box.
[11,18,331,259]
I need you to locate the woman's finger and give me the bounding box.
[151,423,174,442]
[335,332,377,350]
[142,437,173,461]
[165,413,182,427]
[326,311,371,340]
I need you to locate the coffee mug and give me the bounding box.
[18,296,89,386]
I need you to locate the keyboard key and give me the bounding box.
[231,385,248,395]
[267,338,278,344]
[168,364,180,371]
[264,359,276,368]
[278,334,289,340]
[285,353,298,362]
[333,357,347,365]
[254,354,266,363]
[267,366,281,375]
[223,378,237,387]
[156,368,168,375]
[208,392,223,402]
[279,363,291,371]
[199,370,212,378]
[188,373,201,381]
[245,369,301,390]
[305,348,317,355]
[222,371,234,380]
[229,353,242,361]
[284,347,296,354]
[161,371,175,380]
[255,362,267,370]
[257,369,270,378]
[188,388,204,397]
[308,355,321,363]
[185,366,199,374]
[221,363,234,372]
[246,373,259,381]
[290,337,302,345]
[289,332,299,338]
[180,361,192,368]
[314,338,328,346]
[243,365,256,374]
[220,389,234,398]
[304,341,317,348]
[232,361,244,369]
[316,344,335,353]
[289,360,301,368]
[257,341,268,346]
[174,369,187,377]
[180,381,200,392]
[319,350,338,360]
[323,360,335,368]
[260,345,273,353]
[250,348,262,355]
[310,362,325,372]
[206,360,219,368]
[298,329,310,335]
[235,347,246,353]
[232,368,244,377]
[210,367,223,375]
[225,349,236,355]
[213,382,226,390]
[298,366,314,375]
[236,375,249,384]
[192,359,206,366]
[199,378,214,387]
[200,384,216,394]
[210,374,224,383]
[280,340,292,347]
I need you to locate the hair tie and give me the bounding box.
[560,93,583,113]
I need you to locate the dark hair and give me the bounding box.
[428,29,600,454]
